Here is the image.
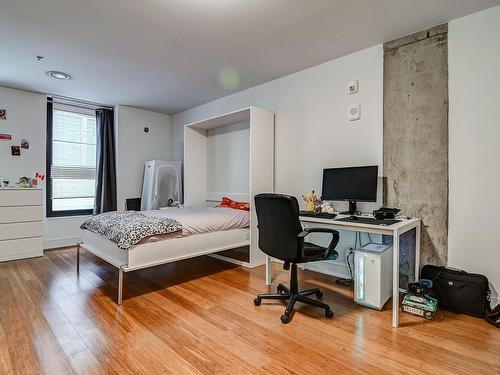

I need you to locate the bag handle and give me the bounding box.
[444,266,467,274]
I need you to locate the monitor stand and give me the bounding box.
[340,201,357,215]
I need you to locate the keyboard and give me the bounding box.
[335,216,401,226]
[299,211,337,220]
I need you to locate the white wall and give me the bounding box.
[448,6,500,302]
[115,105,172,209]
[0,87,46,184]
[172,45,383,278]
[0,87,174,249]
[173,45,383,213]
[207,121,249,197]
[0,87,84,248]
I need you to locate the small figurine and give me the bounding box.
[321,201,335,214]
[19,176,30,188]
[302,191,318,212]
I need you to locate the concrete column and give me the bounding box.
[383,24,449,266]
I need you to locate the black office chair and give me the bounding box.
[254,193,340,323]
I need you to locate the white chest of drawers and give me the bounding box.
[0,188,43,261]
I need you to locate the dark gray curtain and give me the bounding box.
[94,108,117,214]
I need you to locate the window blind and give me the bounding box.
[47,102,97,214]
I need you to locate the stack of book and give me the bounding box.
[401,292,438,320]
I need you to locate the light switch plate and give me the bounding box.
[348,105,361,121]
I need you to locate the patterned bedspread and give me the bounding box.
[81,211,182,250]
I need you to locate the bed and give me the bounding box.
[78,207,250,304]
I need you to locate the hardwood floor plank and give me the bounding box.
[0,247,497,375]
[0,270,45,375]
[125,295,261,374]
[70,289,201,374]
[8,262,76,375]
[0,294,14,374]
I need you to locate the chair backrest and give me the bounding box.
[254,193,303,262]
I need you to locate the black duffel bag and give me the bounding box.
[421,265,491,318]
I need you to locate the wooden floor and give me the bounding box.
[0,247,498,375]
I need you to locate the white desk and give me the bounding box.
[264,214,421,328]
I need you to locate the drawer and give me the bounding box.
[0,222,43,240]
[0,206,43,223]
[0,189,43,207]
[0,237,43,262]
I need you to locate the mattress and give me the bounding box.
[125,207,250,245]
[81,206,250,247]
[145,207,250,237]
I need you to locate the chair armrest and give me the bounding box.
[298,227,339,238]
[297,227,340,260]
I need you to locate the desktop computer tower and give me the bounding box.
[354,243,393,310]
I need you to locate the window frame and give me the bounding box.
[46,99,96,217]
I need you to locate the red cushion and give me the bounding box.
[218,197,250,211]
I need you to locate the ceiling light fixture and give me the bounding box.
[46,71,71,80]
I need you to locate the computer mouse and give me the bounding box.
[349,215,359,220]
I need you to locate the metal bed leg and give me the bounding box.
[118,268,124,305]
[76,242,80,274]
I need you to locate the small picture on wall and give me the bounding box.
[21,139,30,149]
[0,133,12,141]
[0,110,6,120]
[11,145,20,156]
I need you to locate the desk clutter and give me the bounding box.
[0,172,45,188]
[400,265,499,327]
[419,265,499,327]
[401,279,438,320]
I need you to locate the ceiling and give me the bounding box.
[1,0,499,114]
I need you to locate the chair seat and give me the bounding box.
[303,242,338,260]
[303,242,326,256]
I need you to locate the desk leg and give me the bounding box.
[265,255,272,285]
[392,230,400,328]
[415,223,421,282]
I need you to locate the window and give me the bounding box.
[46,100,97,217]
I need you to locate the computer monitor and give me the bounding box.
[321,166,378,215]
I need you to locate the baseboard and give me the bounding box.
[304,261,351,280]
[44,236,82,250]
[270,258,350,278]
[0,252,43,262]
[209,254,250,267]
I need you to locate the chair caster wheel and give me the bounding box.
[280,314,290,324]
[325,308,334,318]
[277,284,286,294]
[316,291,323,298]
[254,297,261,306]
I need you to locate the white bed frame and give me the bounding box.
[79,106,274,305]
[78,227,250,304]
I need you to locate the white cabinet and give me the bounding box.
[0,188,43,261]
